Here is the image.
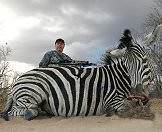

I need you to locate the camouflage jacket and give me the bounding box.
[39,50,73,68]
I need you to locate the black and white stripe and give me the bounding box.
[3,60,131,120]
[102,43,154,95]
[122,44,153,88]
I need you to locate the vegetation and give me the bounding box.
[0,43,19,112]
[142,0,162,97]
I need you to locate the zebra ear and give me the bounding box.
[110,48,127,58]
[144,33,153,46]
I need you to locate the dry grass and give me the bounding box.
[150,98,162,113]
[119,98,162,120]
[0,93,8,112]
[0,97,5,112]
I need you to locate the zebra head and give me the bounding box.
[101,29,154,97]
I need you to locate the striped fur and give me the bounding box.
[3,59,131,120]
[122,44,154,87]
[102,43,154,94]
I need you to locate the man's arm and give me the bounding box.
[62,53,73,63]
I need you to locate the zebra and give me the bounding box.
[101,29,154,96]
[2,59,132,121]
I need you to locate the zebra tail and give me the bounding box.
[1,96,13,121]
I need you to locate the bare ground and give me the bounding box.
[0,99,162,132]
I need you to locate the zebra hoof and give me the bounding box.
[105,111,115,117]
[2,113,9,121]
[105,107,115,117]
[24,110,34,121]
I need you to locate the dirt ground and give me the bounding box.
[0,99,162,132]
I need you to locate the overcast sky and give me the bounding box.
[0,0,155,70]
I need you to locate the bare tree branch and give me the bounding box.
[0,43,19,111]
[141,0,162,97]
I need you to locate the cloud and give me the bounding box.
[0,0,154,67]
[8,61,34,73]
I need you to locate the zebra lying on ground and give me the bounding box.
[2,59,132,121]
[101,29,154,96]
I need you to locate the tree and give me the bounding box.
[0,43,19,111]
[142,0,162,34]
[0,43,11,111]
[142,0,162,97]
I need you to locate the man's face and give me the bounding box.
[55,41,65,53]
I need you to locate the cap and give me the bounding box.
[55,38,65,44]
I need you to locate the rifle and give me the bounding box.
[48,61,96,68]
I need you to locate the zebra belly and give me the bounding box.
[48,96,104,117]
[47,83,104,116]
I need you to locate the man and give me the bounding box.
[39,38,92,68]
[39,38,73,68]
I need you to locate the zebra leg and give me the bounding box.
[104,106,115,116]
[1,96,13,121]
[24,109,38,121]
[105,107,115,117]
[15,98,39,121]
[1,112,10,121]
[38,100,53,117]
[24,103,39,121]
[143,84,149,96]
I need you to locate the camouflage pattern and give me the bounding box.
[39,50,72,67]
